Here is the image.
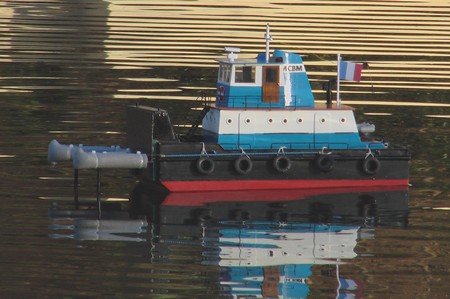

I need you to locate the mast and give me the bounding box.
[265,23,272,63]
[336,53,341,107]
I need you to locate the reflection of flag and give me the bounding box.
[338,277,364,299]
[339,61,363,81]
[339,278,358,290]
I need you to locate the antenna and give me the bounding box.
[265,23,272,63]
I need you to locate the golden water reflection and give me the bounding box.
[2,0,450,101]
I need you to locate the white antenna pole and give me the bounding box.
[336,53,341,107]
[265,23,272,63]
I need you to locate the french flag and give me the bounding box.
[339,61,363,82]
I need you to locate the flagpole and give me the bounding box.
[336,53,341,108]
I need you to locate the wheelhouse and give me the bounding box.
[215,49,315,109]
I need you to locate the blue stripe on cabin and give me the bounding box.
[203,132,384,150]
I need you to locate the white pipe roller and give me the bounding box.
[48,139,130,163]
[72,148,148,169]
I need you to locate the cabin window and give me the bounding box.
[264,67,279,83]
[219,64,231,83]
[234,65,255,83]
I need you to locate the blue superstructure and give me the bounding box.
[216,49,314,109]
[202,24,386,151]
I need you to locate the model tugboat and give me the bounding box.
[48,24,410,193]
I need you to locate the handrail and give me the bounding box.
[216,95,303,109]
[157,150,320,159]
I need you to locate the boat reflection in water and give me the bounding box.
[49,185,408,298]
[48,208,148,242]
[137,185,408,298]
[49,218,148,242]
[204,223,359,298]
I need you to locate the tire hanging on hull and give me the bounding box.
[316,154,334,172]
[234,156,253,175]
[272,155,292,173]
[196,157,215,175]
[362,156,381,175]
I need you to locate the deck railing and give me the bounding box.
[212,95,308,109]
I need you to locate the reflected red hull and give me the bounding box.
[161,181,408,206]
[162,178,408,193]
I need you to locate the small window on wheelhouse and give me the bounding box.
[219,63,231,83]
[235,65,255,83]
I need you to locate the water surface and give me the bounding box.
[0,0,449,298]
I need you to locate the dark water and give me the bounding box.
[1,1,449,298]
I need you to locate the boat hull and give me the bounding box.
[141,142,410,192]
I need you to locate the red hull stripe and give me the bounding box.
[162,184,408,206]
[161,179,409,193]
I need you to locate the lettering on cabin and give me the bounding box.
[283,64,305,73]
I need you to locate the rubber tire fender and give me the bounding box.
[196,157,215,175]
[272,155,292,173]
[362,156,381,175]
[234,156,253,175]
[316,154,334,172]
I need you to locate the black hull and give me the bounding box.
[137,142,410,192]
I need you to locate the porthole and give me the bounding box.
[268,118,273,124]
[226,118,232,124]
[297,118,303,124]
[245,118,251,124]
[320,118,326,123]
[340,117,346,123]
[282,118,288,124]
